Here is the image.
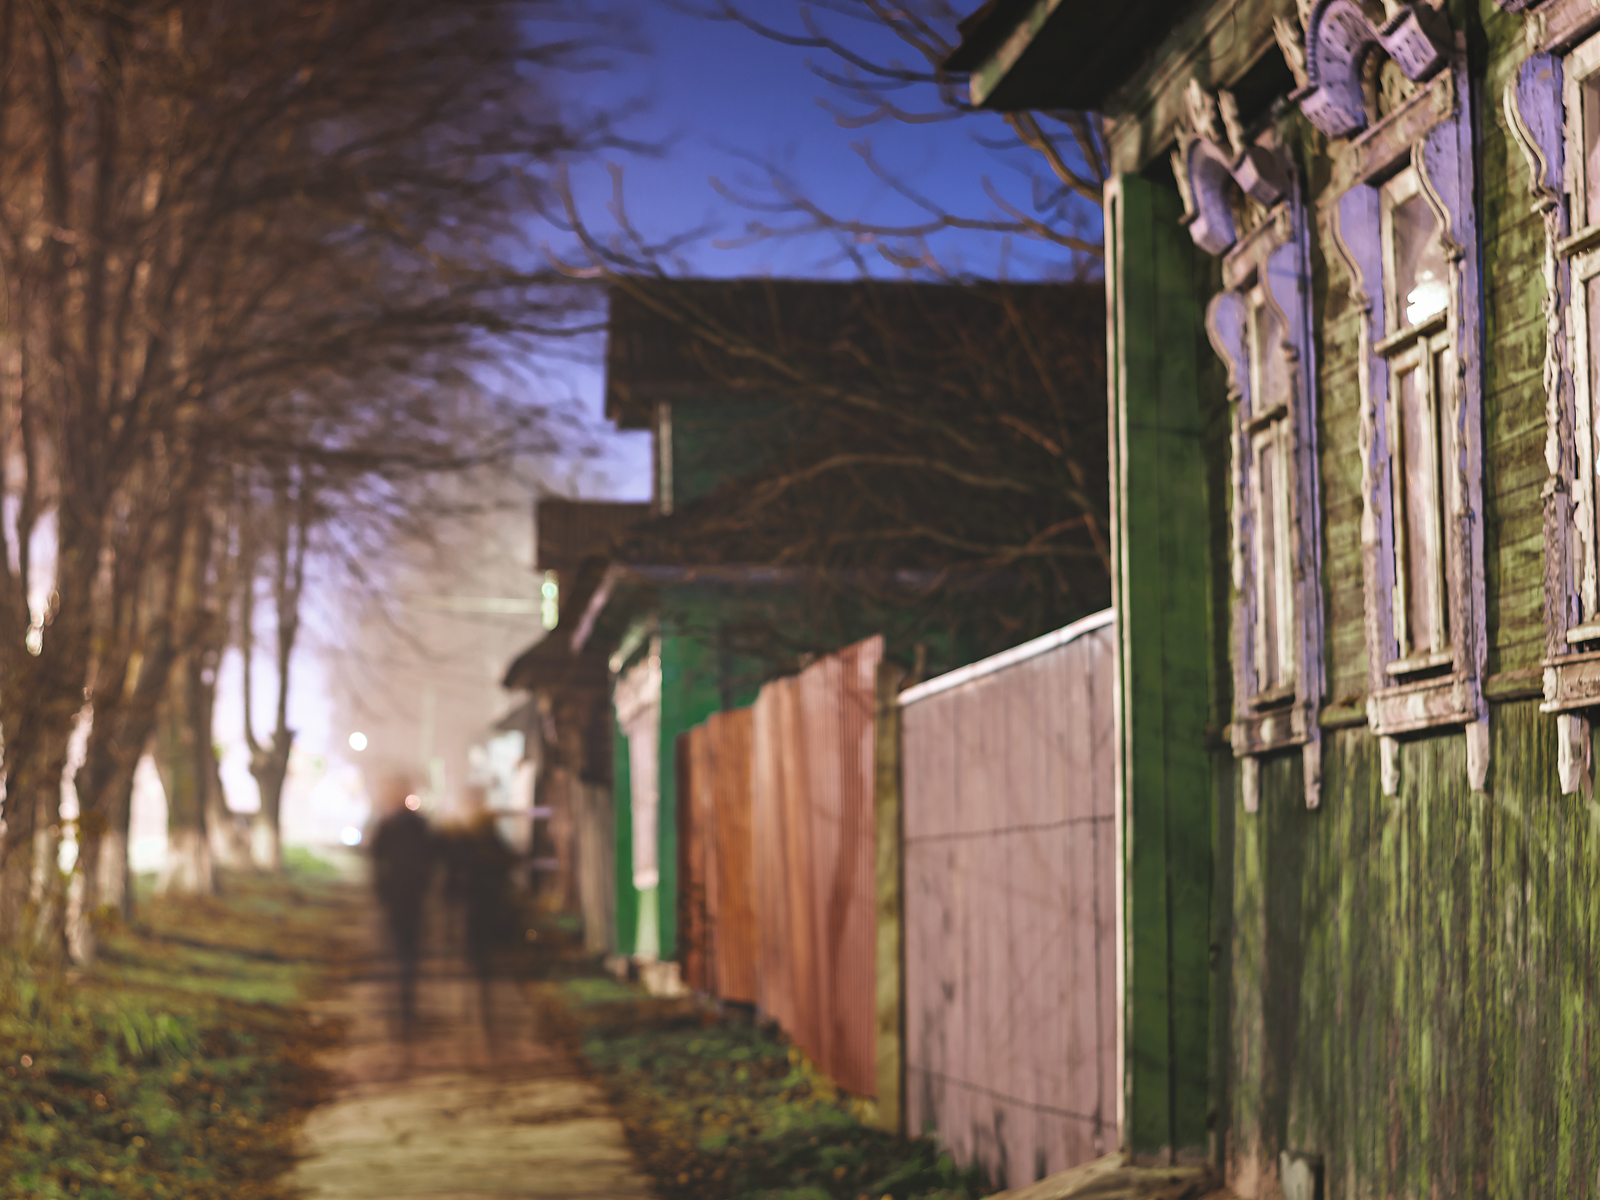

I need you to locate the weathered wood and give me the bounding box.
[873,661,905,1134]
[1108,173,1214,1160]
[982,1152,1222,1200]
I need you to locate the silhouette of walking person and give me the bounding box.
[442,785,515,1037]
[369,773,433,1042]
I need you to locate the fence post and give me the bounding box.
[873,659,906,1133]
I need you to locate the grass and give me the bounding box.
[541,970,991,1200]
[0,856,360,1200]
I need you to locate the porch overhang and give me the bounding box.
[945,0,1199,112]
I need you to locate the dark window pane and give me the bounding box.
[1585,74,1600,225]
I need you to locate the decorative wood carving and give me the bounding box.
[1328,44,1489,795]
[1507,47,1600,795]
[1198,147,1326,809]
[1496,0,1600,57]
[1275,0,1450,138]
[1172,81,1293,255]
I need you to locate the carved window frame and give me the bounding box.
[1173,79,1325,813]
[1326,57,1490,795]
[1506,31,1600,792]
[1205,197,1326,813]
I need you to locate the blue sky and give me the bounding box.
[541,2,1104,499]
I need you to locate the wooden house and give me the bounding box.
[528,276,1107,978]
[951,0,1600,1194]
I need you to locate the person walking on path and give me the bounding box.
[368,773,433,1041]
[441,784,517,1035]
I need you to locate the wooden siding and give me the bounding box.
[900,614,1118,1188]
[751,636,884,1098]
[1108,173,1216,1158]
[678,709,760,1003]
[1090,0,1588,1191]
[1229,702,1600,1198]
[1481,5,1563,680]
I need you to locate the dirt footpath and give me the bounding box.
[289,922,654,1200]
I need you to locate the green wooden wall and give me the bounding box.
[1232,704,1600,1197]
[612,709,638,957]
[1221,0,1594,1194]
[1108,172,1218,1160]
[655,610,728,961]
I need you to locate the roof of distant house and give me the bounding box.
[603,277,1101,430]
[535,498,651,573]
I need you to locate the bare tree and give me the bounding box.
[239,466,312,873]
[0,0,630,949]
[679,1,1105,274]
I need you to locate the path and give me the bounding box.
[289,908,655,1200]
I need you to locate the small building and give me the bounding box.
[509,276,1109,979]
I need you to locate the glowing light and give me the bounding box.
[339,825,362,847]
[540,571,559,630]
[1406,273,1448,326]
[404,794,420,811]
[347,731,368,752]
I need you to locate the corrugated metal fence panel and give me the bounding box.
[706,708,759,1003]
[901,615,1117,1187]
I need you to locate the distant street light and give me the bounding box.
[340,826,362,847]
[348,731,368,752]
[404,794,421,811]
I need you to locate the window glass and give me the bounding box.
[1257,435,1281,692]
[1398,362,1443,654]
[1250,291,1289,410]
[1584,73,1600,225]
[1391,195,1448,329]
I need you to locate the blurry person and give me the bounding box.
[442,784,516,1035]
[369,772,433,1041]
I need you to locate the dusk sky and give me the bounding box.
[555,2,1102,496]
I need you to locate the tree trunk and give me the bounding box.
[249,734,292,872]
[197,671,249,870]
[155,656,213,896]
[103,773,135,920]
[0,707,79,948]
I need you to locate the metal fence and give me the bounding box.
[898,610,1117,1186]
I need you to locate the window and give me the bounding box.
[1245,284,1296,704]
[1183,92,1326,810]
[1326,55,1488,794]
[1556,39,1600,649]
[1506,38,1600,791]
[1378,169,1456,677]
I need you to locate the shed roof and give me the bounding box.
[944,0,1201,111]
